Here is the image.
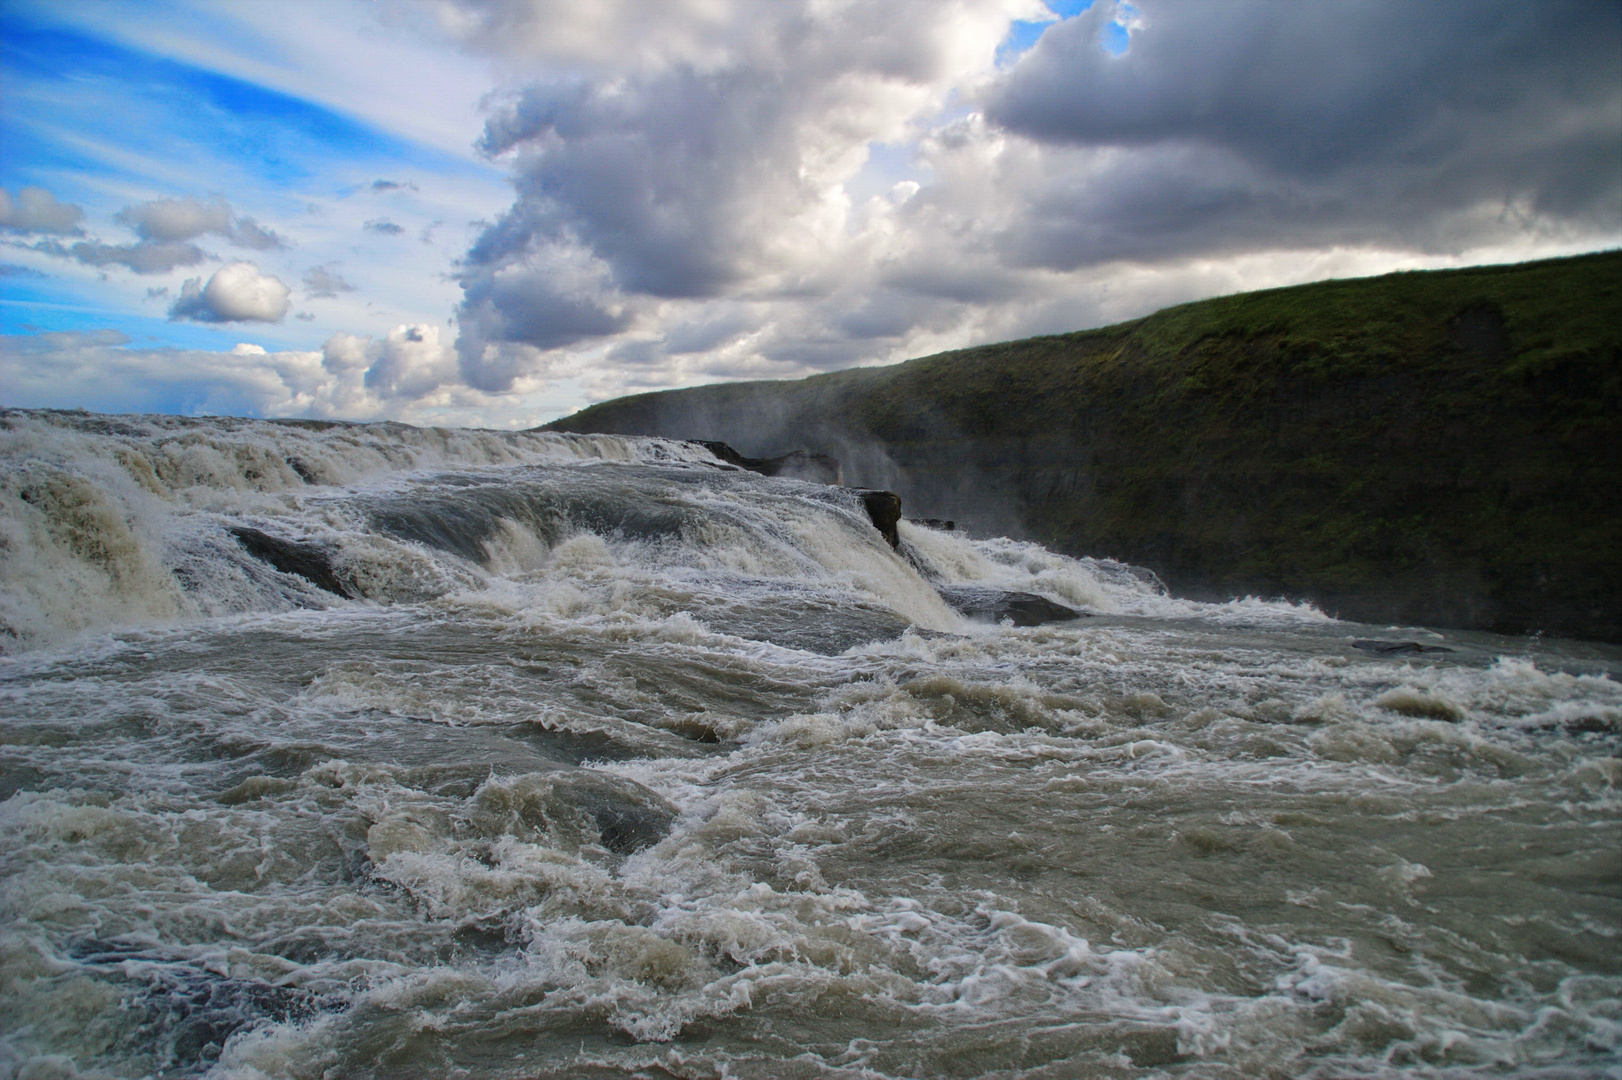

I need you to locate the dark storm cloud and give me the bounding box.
[983,0,1622,268]
[756,332,868,370]
[455,266,629,390]
[835,291,942,340]
[879,262,1032,305]
[461,269,627,349]
[452,66,810,387]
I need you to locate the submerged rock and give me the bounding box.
[689,441,907,550]
[230,526,352,598]
[68,938,335,1073]
[1351,639,1454,656]
[937,585,1087,626]
[470,770,679,856]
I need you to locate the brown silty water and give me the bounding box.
[1,410,1617,1079]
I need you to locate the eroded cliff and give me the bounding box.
[546,252,1622,640]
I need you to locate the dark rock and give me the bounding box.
[692,440,841,484]
[693,439,754,469]
[1563,715,1621,735]
[593,804,673,854]
[503,722,645,764]
[1123,563,1169,594]
[938,585,1087,626]
[909,518,956,531]
[859,490,903,548]
[560,774,679,854]
[1351,639,1455,656]
[230,527,353,598]
[768,450,842,484]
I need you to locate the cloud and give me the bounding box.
[0,263,49,279]
[115,196,285,250]
[449,0,1046,387]
[318,324,458,400]
[434,0,1618,409]
[0,187,85,235]
[455,260,630,391]
[27,196,290,275]
[6,0,1618,425]
[68,239,209,275]
[362,324,459,399]
[1,326,576,427]
[303,265,357,298]
[169,262,292,323]
[979,0,1622,268]
[0,329,329,418]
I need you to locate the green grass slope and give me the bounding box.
[548,251,1622,640]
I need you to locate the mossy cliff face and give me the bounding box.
[547,252,1622,641]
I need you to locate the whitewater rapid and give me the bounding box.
[1,410,1617,1080]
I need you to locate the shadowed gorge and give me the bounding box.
[546,252,1622,642]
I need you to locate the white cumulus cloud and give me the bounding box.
[169,263,293,323]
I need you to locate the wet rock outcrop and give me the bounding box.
[858,490,902,548]
[693,440,840,485]
[937,585,1086,626]
[1351,639,1455,656]
[230,527,352,598]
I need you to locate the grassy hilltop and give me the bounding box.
[548,251,1622,641]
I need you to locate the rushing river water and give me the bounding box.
[1,410,1618,1080]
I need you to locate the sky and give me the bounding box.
[1,0,1618,429]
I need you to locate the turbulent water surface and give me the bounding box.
[1,411,1618,1080]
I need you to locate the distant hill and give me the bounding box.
[546,251,1622,641]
